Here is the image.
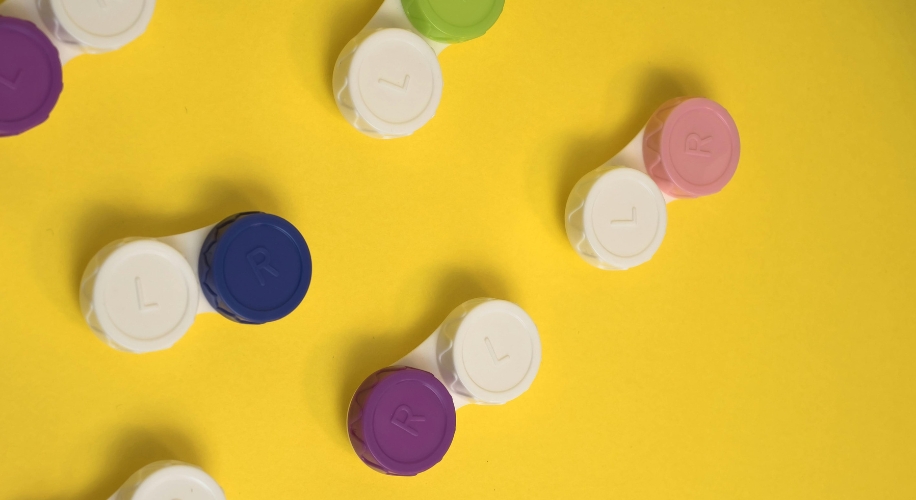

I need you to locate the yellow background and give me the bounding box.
[1,0,915,498]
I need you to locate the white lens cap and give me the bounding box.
[567,167,668,270]
[439,299,541,404]
[81,239,198,353]
[337,28,443,138]
[116,463,225,500]
[131,465,224,500]
[50,0,155,50]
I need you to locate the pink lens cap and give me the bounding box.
[0,16,63,137]
[643,97,740,198]
[348,367,456,476]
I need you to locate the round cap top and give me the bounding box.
[50,0,155,50]
[447,299,541,404]
[583,167,667,270]
[199,212,311,325]
[402,0,504,43]
[130,465,225,500]
[0,17,62,137]
[87,240,198,353]
[643,97,740,198]
[347,28,442,138]
[348,367,456,476]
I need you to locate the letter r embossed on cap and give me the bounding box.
[246,247,280,286]
[685,133,713,157]
[391,405,426,437]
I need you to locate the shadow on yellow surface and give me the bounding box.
[66,175,282,319]
[288,0,379,114]
[24,428,201,500]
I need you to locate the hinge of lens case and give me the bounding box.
[80,212,312,353]
[565,97,740,270]
[347,298,541,475]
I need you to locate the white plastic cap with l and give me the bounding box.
[0,0,155,63]
[108,461,225,500]
[396,298,542,408]
[334,27,443,139]
[566,166,668,270]
[81,238,203,354]
[334,0,494,139]
[43,0,156,52]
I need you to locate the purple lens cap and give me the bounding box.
[348,367,457,476]
[0,16,63,137]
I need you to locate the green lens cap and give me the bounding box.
[402,0,505,43]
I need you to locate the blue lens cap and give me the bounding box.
[199,212,312,324]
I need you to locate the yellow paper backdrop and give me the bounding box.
[1,0,914,498]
